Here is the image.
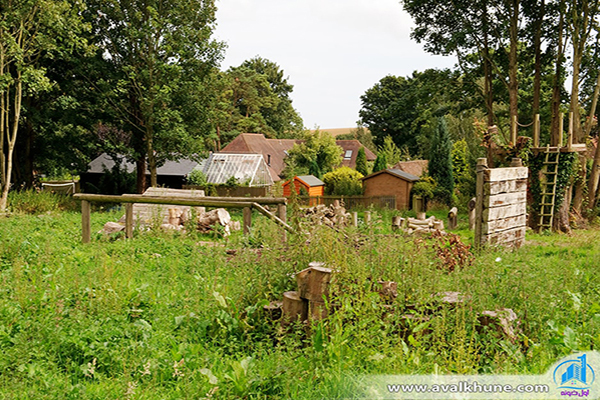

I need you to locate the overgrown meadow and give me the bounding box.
[0,192,599,399]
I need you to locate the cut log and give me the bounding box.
[308,300,328,321]
[296,264,333,302]
[447,207,457,230]
[478,308,520,342]
[100,221,125,235]
[197,208,231,229]
[282,291,308,326]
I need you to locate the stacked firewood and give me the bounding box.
[303,201,350,227]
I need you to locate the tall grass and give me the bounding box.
[0,197,598,398]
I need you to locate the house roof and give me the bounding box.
[392,160,428,177]
[86,153,198,176]
[221,133,376,181]
[361,168,420,182]
[295,175,325,187]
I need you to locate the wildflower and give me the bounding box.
[172,358,185,378]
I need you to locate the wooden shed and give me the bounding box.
[283,175,325,204]
[361,169,419,210]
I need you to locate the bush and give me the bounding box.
[187,169,207,186]
[411,176,436,201]
[322,167,364,196]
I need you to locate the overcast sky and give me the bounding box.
[214,0,456,130]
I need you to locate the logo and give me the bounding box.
[554,354,596,390]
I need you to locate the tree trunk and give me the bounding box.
[136,157,146,194]
[147,126,157,188]
[550,10,565,146]
[553,186,572,234]
[508,0,520,145]
[532,0,545,121]
[0,78,22,212]
[585,74,600,209]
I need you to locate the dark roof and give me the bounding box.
[392,160,428,177]
[335,140,377,168]
[296,175,325,187]
[361,168,420,182]
[86,153,198,176]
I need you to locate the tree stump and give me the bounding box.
[447,207,458,230]
[282,291,308,326]
[391,216,404,231]
[309,300,328,321]
[296,263,332,302]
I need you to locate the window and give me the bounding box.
[344,150,353,160]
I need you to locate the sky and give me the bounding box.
[213,0,457,130]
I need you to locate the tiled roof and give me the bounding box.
[392,160,429,177]
[361,168,420,182]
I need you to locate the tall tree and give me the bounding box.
[87,0,223,191]
[286,129,342,178]
[0,0,88,210]
[355,147,369,176]
[429,118,455,205]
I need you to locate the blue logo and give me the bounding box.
[554,354,596,389]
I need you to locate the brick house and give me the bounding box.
[361,168,420,210]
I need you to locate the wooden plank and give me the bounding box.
[484,167,528,182]
[243,207,252,234]
[482,226,526,246]
[82,200,91,243]
[474,158,487,248]
[483,203,526,220]
[125,203,133,238]
[485,192,527,208]
[73,193,286,205]
[485,179,527,195]
[482,215,527,235]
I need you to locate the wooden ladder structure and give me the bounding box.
[538,148,560,230]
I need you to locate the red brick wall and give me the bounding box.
[363,173,413,209]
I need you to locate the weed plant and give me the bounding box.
[0,195,598,398]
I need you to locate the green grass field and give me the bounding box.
[0,193,599,399]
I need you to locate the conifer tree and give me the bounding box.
[356,147,369,176]
[429,118,454,205]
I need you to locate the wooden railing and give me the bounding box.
[73,193,291,243]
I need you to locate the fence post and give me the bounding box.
[352,211,358,227]
[474,158,488,249]
[125,203,133,238]
[243,207,252,234]
[364,211,371,224]
[82,200,91,243]
[277,203,287,241]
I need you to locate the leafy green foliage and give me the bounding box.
[355,147,369,176]
[411,176,436,201]
[187,169,207,186]
[429,118,455,205]
[372,152,388,173]
[286,129,342,178]
[322,167,364,196]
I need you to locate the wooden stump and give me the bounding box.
[391,216,404,231]
[447,207,458,230]
[282,291,308,326]
[468,197,476,230]
[364,211,371,224]
[296,263,332,302]
[243,207,252,234]
[478,308,520,343]
[308,300,328,321]
[352,211,358,227]
[263,300,283,320]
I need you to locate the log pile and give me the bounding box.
[391,215,446,235]
[267,261,333,326]
[303,202,350,227]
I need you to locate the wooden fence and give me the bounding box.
[474,158,528,248]
[296,195,396,209]
[73,193,291,243]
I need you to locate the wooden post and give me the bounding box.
[447,207,458,230]
[243,207,252,234]
[392,215,404,231]
[82,200,91,243]
[533,114,540,148]
[282,291,308,326]
[352,211,358,227]
[413,195,425,220]
[468,197,476,230]
[558,112,564,147]
[474,158,488,248]
[567,111,573,151]
[364,211,371,224]
[277,203,287,241]
[510,157,523,167]
[511,115,518,144]
[125,203,133,239]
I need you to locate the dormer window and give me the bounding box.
[344,150,353,160]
